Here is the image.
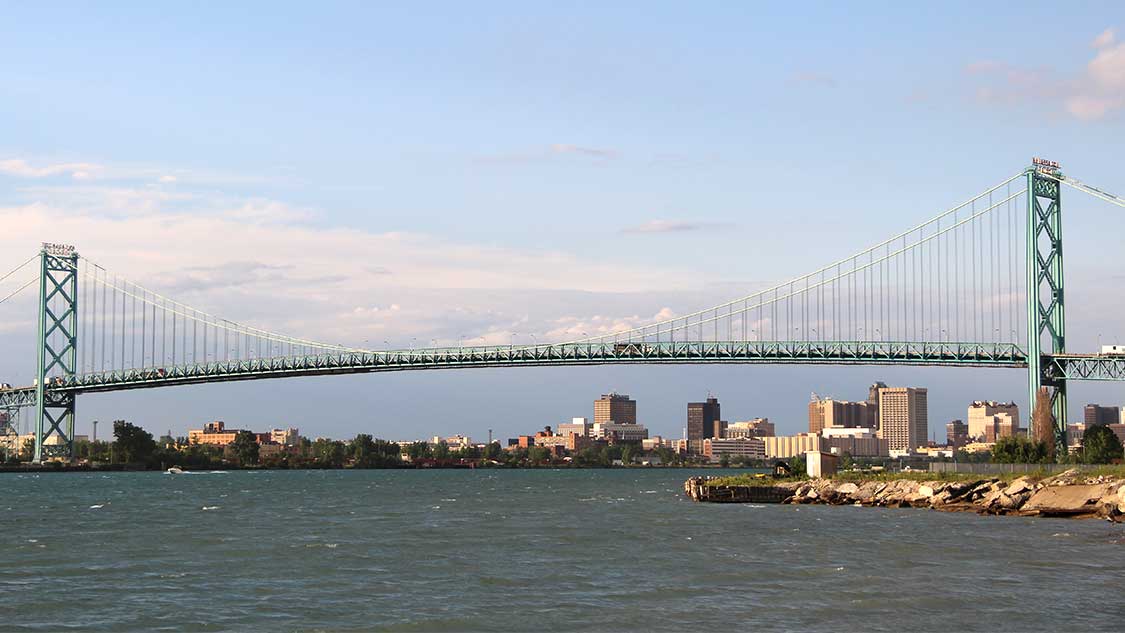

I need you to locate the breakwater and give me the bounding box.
[685,469,1125,521]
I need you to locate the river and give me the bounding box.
[3,469,1124,631]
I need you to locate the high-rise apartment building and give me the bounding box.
[1084,404,1120,426]
[808,395,870,434]
[967,401,1020,440]
[687,396,721,441]
[594,393,636,425]
[877,387,928,453]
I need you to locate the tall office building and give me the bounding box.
[687,396,722,441]
[1084,404,1120,426]
[877,387,928,453]
[867,382,887,429]
[594,393,636,425]
[967,401,1020,440]
[808,395,870,434]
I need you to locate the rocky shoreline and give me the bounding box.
[684,469,1125,521]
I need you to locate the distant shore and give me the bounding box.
[0,461,740,473]
[685,469,1125,522]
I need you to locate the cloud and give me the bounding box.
[1093,28,1117,50]
[621,219,732,234]
[543,308,677,340]
[549,144,618,159]
[0,182,710,348]
[966,28,1125,120]
[0,159,101,180]
[475,144,619,164]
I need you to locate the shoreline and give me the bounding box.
[684,469,1125,522]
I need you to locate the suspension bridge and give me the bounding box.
[2,160,1125,461]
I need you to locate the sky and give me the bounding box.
[2,2,1125,442]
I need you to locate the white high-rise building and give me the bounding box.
[878,387,928,453]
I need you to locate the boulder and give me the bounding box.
[1041,469,1081,487]
[836,482,860,496]
[1022,484,1112,515]
[1004,477,1032,496]
[998,491,1030,510]
[918,485,935,498]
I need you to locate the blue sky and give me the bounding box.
[3,2,1125,441]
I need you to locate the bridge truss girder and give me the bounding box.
[61,340,1028,393]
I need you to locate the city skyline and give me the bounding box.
[3,3,1125,442]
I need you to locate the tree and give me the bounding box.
[351,434,376,467]
[113,420,156,464]
[719,454,731,468]
[482,442,501,460]
[405,441,432,461]
[20,437,35,462]
[621,444,636,466]
[1081,424,1124,464]
[433,443,451,461]
[231,431,260,466]
[314,438,347,467]
[788,453,807,476]
[527,446,550,464]
[1032,386,1056,460]
[991,436,1047,464]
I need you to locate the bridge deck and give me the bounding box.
[0,341,1028,404]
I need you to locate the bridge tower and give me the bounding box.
[1026,161,1067,448]
[33,244,79,462]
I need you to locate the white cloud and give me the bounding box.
[475,144,620,164]
[966,28,1125,120]
[621,219,731,234]
[0,159,101,180]
[543,308,677,340]
[549,144,618,159]
[0,185,708,348]
[1093,27,1117,50]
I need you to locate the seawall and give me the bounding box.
[684,469,1125,521]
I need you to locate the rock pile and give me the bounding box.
[685,469,1125,521]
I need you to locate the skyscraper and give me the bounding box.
[808,395,870,434]
[594,393,636,425]
[877,387,928,453]
[687,396,721,441]
[1084,404,1120,426]
[867,381,887,430]
[967,401,1020,440]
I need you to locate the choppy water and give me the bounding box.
[3,469,1125,632]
